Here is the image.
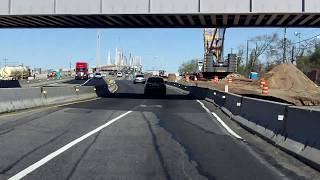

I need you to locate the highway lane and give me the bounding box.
[0,80,314,180]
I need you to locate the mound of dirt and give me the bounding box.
[263,63,319,93]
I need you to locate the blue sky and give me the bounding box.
[0,28,319,73]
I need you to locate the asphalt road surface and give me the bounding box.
[0,80,317,180]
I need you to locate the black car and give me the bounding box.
[144,77,166,96]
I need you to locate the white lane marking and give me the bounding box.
[8,110,133,180]
[80,78,92,86]
[196,100,243,140]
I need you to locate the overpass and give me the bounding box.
[0,0,320,28]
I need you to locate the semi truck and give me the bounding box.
[75,62,89,80]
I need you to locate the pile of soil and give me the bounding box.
[263,63,319,93]
[177,64,320,105]
[257,63,320,105]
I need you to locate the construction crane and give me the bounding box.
[202,28,237,79]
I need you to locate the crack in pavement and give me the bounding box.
[0,130,68,174]
[142,112,172,180]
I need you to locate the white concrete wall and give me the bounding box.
[0,0,9,15]
[56,0,101,14]
[200,0,250,13]
[252,0,302,12]
[102,0,149,14]
[11,0,55,14]
[305,0,320,13]
[151,0,198,13]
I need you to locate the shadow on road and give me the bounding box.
[104,92,198,100]
[0,80,21,88]
[63,78,108,87]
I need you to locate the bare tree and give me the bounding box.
[236,45,245,65]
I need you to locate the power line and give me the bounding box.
[288,33,320,46]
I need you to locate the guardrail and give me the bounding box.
[167,81,320,171]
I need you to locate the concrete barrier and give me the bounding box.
[0,88,44,113]
[167,82,320,170]
[278,106,320,170]
[77,86,98,99]
[0,86,100,114]
[239,96,288,141]
[42,86,79,104]
[221,93,243,117]
[206,89,226,107]
[187,86,208,99]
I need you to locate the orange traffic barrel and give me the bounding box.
[227,77,233,84]
[262,83,269,95]
[260,79,266,89]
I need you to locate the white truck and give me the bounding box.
[0,66,30,80]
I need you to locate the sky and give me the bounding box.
[0,28,320,73]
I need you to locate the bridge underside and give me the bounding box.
[0,14,319,28]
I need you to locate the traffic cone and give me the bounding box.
[227,77,233,84]
[262,83,269,95]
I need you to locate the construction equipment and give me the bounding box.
[202,28,238,79]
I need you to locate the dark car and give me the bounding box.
[144,77,166,96]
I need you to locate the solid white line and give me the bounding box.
[196,100,243,140]
[8,110,133,180]
[80,78,92,86]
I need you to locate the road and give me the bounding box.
[0,80,317,180]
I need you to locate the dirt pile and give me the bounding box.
[177,64,320,105]
[263,63,318,93]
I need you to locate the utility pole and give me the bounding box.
[4,58,8,67]
[96,29,101,68]
[291,46,295,64]
[283,28,287,63]
[246,40,249,67]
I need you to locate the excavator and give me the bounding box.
[201,28,238,79]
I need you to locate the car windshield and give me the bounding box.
[147,78,164,83]
[76,68,87,71]
[3,7,320,180]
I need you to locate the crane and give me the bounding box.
[202,28,237,79]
